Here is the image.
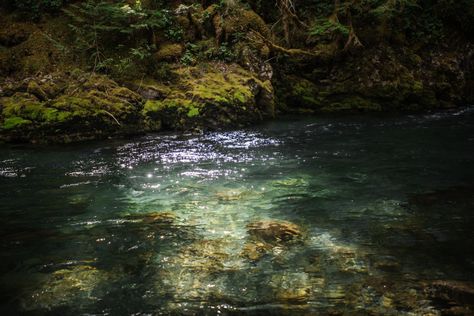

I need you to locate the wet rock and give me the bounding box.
[22,265,109,311]
[126,211,176,225]
[426,280,474,308]
[154,238,248,304]
[310,233,368,274]
[272,177,309,187]
[373,256,401,272]
[247,220,304,245]
[271,272,312,303]
[215,189,258,201]
[167,239,242,272]
[330,246,368,274]
[241,241,272,261]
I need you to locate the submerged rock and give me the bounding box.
[215,188,261,201]
[247,220,304,245]
[270,272,312,303]
[240,241,273,261]
[22,265,109,311]
[125,211,176,225]
[426,280,474,309]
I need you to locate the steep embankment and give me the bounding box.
[0,1,472,143]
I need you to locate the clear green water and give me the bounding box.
[1,109,474,315]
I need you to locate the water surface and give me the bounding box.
[1,109,474,315]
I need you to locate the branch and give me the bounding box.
[249,31,322,58]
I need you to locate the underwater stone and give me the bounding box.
[426,280,474,308]
[22,265,109,311]
[240,241,272,261]
[126,211,176,224]
[247,220,304,245]
[270,272,312,303]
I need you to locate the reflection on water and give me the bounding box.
[1,109,474,315]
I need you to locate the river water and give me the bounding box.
[1,109,474,315]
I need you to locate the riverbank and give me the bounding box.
[0,1,472,143]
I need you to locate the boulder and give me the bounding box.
[247,220,304,244]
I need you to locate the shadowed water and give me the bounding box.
[1,109,474,315]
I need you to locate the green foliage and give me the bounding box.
[181,43,199,66]
[406,8,445,43]
[304,0,465,45]
[2,117,32,130]
[205,42,236,62]
[309,19,350,37]
[2,0,68,19]
[370,0,419,18]
[187,106,200,118]
[154,62,173,80]
[64,0,178,71]
[95,44,155,78]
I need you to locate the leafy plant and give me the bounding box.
[3,0,68,19]
[64,1,177,71]
[309,19,350,37]
[180,43,198,65]
[205,42,236,62]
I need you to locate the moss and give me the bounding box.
[187,106,200,118]
[138,62,273,130]
[174,65,255,106]
[281,76,321,109]
[321,96,382,112]
[2,116,32,130]
[27,81,48,101]
[143,100,165,114]
[233,91,247,103]
[216,7,271,43]
[155,43,183,61]
[83,74,119,92]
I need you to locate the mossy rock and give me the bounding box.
[247,220,305,245]
[213,7,270,44]
[0,72,151,143]
[155,43,184,62]
[277,46,467,113]
[142,62,275,130]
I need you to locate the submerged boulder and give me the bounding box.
[426,280,474,308]
[247,220,304,245]
[21,265,110,311]
[125,211,176,225]
[241,241,273,261]
[270,272,312,303]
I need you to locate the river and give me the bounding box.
[1,109,474,315]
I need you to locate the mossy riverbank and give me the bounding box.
[0,1,472,143]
